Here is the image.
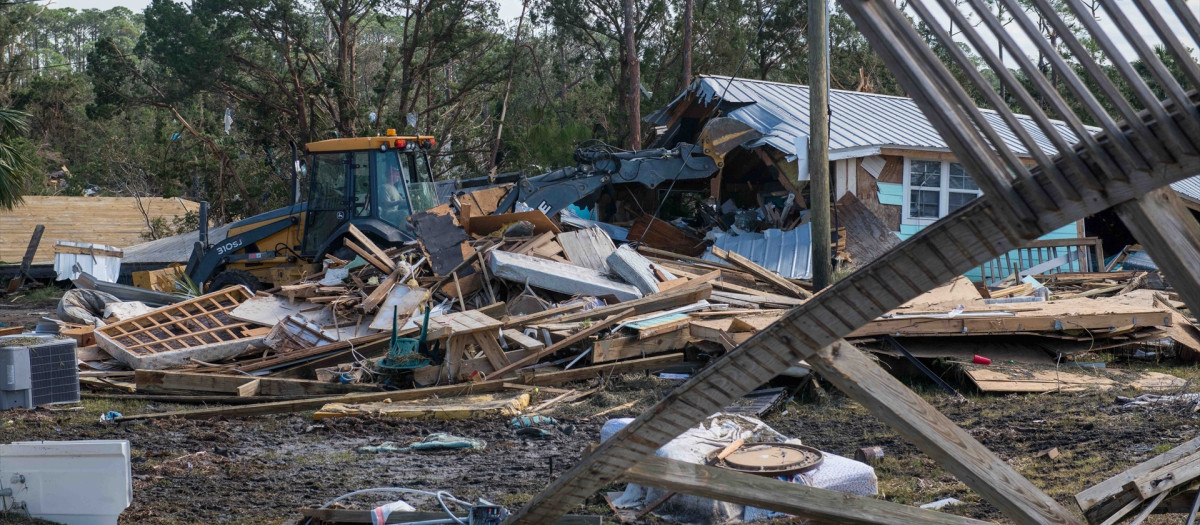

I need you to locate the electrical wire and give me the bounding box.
[307,487,480,525]
[634,11,769,244]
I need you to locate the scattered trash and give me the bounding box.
[919,497,964,510]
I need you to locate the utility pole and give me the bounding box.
[682,0,694,89]
[624,0,641,150]
[808,0,831,290]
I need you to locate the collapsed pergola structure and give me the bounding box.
[504,0,1200,523]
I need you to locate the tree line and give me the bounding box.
[0,0,1192,223]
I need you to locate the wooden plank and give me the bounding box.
[624,455,992,525]
[553,283,712,324]
[1078,437,1200,518]
[593,330,693,363]
[502,328,545,352]
[1116,188,1200,333]
[344,238,394,275]
[135,370,382,396]
[487,308,635,378]
[51,243,123,258]
[502,303,585,329]
[473,332,511,370]
[116,353,684,421]
[710,246,813,299]
[236,379,261,397]
[346,224,395,272]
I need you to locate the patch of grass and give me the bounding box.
[10,285,63,305]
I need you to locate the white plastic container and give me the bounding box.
[0,440,132,525]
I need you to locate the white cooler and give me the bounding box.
[0,440,132,525]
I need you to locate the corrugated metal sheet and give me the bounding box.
[650,75,1092,159]
[1172,176,1200,206]
[703,225,812,280]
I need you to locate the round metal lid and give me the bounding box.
[710,443,823,476]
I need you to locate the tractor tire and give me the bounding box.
[208,269,263,293]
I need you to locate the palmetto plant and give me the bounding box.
[0,108,35,210]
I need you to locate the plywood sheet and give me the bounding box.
[962,364,1186,393]
[0,196,199,264]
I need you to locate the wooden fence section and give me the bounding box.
[0,196,199,264]
[507,0,1200,523]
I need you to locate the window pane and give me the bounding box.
[948,191,978,212]
[949,163,979,191]
[375,150,412,227]
[910,160,941,188]
[351,152,370,217]
[910,189,940,218]
[310,153,346,209]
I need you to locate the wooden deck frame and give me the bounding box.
[96,286,262,369]
[507,1,1200,524]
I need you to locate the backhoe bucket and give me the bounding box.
[697,117,764,162]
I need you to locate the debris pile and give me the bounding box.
[19,187,1190,415]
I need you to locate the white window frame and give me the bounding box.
[900,157,983,226]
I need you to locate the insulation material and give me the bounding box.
[603,413,877,523]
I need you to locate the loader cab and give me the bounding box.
[301,132,438,256]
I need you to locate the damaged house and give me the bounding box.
[647,75,1109,284]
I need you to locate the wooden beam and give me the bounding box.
[117,353,684,421]
[593,329,693,363]
[552,283,712,324]
[135,370,382,396]
[1115,188,1200,327]
[1077,436,1200,524]
[625,454,992,525]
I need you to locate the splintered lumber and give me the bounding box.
[959,365,1185,393]
[1078,436,1200,524]
[624,455,991,525]
[95,286,261,370]
[489,249,642,302]
[1116,188,1200,321]
[346,224,395,272]
[114,353,684,421]
[314,392,530,420]
[487,308,635,378]
[503,303,585,328]
[360,268,404,313]
[593,329,693,363]
[135,370,382,396]
[553,283,713,324]
[343,238,393,275]
[558,227,616,271]
[849,301,1169,338]
[710,246,813,299]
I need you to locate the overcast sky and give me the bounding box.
[41,0,1200,67]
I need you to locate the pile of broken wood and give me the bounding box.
[53,197,1200,419]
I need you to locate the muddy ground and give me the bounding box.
[3,289,1200,523]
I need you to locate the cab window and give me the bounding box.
[351,152,370,217]
[374,150,412,226]
[309,153,346,209]
[405,151,437,213]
